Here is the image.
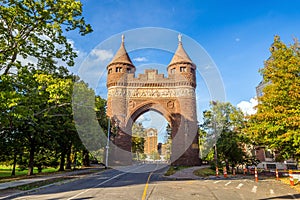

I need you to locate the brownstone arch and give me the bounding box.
[106,35,201,166]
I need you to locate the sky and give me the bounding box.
[67,0,300,142]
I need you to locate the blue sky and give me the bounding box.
[68,0,300,142]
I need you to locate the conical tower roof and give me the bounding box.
[108,35,134,67]
[169,34,193,66]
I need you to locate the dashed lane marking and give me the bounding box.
[251,186,257,193]
[97,177,109,180]
[270,189,275,195]
[67,164,146,200]
[225,181,231,186]
[213,180,221,184]
[236,183,243,189]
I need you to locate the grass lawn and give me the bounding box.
[193,167,215,177]
[0,165,57,178]
[164,166,189,176]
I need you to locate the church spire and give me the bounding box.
[108,35,134,67]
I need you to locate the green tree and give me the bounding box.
[0,0,92,175]
[164,123,172,161]
[131,122,145,160]
[246,36,300,160]
[200,101,249,171]
[150,151,160,160]
[72,81,107,165]
[0,0,92,75]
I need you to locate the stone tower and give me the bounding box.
[106,35,200,166]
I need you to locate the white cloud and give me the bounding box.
[237,97,258,115]
[91,49,114,62]
[136,114,151,123]
[133,57,148,62]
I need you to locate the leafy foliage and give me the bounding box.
[131,122,145,160]
[246,36,300,160]
[0,0,99,176]
[200,101,250,169]
[0,0,92,75]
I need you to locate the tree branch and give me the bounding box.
[34,102,71,116]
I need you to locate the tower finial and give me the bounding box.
[178,34,182,43]
[121,34,125,43]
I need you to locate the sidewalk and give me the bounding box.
[0,166,105,199]
[165,165,210,180]
[0,167,104,190]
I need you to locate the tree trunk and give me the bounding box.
[58,150,65,171]
[27,139,35,176]
[11,151,17,176]
[37,165,42,173]
[73,152,77,170]
[224,161,229,173]
[82,149,90,167]
[66,143,72,170]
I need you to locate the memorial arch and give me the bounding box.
[106,35,201,166]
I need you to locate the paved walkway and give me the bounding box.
[166,165,210,180]
[0,167,104,191]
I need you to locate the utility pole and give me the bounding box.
[212,101,218,170]
[105,118,110,169]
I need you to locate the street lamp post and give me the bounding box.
[212,101,218,175]
[105,118,110,169]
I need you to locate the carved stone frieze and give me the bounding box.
[108,87,195,98]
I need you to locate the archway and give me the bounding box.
[106,35,201,166]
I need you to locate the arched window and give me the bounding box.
[116,67,122,72]
[180,66,187,72]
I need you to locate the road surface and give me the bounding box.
[13,164,300,200]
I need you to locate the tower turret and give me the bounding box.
[107,35,136,87]
[167,34,196,87]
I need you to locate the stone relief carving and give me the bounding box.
[108,88,195,98]
[128,100,135,108]
[167,101,174,109]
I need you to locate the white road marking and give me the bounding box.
[251,186,257,193]
[213,180,220,184]
[236,183,243,189]
[67,164,146,200]
[270,189,275,195]
[67,172,126,200]
[225,181,232,186]
[288,193,297,199]
[97,177,109,180]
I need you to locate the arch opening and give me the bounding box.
[131,111,171,163]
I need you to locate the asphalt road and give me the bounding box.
[13,164,300,200]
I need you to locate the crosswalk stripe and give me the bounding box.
[225,181,231,186]
[236,183,243,189]
[251,186,257,193]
